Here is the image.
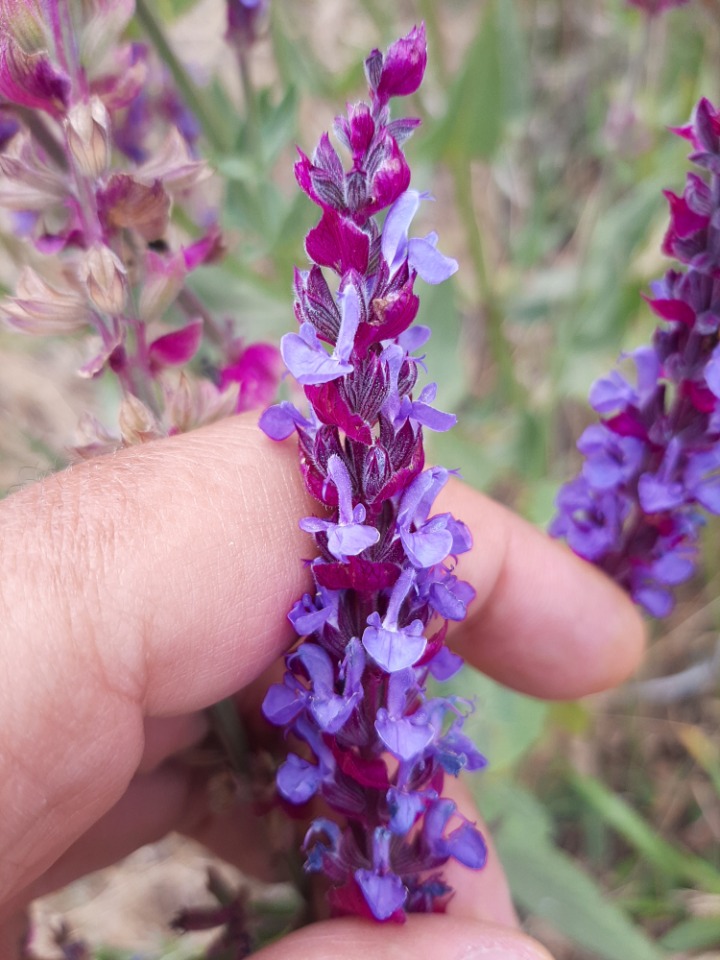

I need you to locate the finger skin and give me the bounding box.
[252,916,554,960]
[437,479,646,699]
[0,414,644,914]
[0,416,314,910]
[138,713,209,773]
[2,764,201,918]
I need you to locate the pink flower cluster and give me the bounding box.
[0,0,280,451]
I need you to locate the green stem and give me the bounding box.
[209,697,249,774]
[11,106,68,170]
[416,0,449,87]
[235,45,262,167]
[134,0,228,153]
[450,157,521,404]
[356,0,392,34]
[177,288,229,351]
[571,773,720,894]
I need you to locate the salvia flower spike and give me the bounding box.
[626,0,691,15]
[259,25,487,922]
[552,97,720,618]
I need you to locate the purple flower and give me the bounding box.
[281,282,361,385]
[422,798,487,869]
[261,27,484,921]
[626,0,691,14]
[300,454,381,560]
[226,0,269,47]
[0,0,284,459]
[355,829,408,921]
[362,568,427,672]
[552,97,720,615]
[382,190,459,284]
[374,672,435,761]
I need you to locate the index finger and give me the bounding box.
[437,478,645,699]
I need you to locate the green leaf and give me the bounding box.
[571,773,720,893]
[423,1,505,163]
[188,263,291,340]
[495,0,530,120]
[269,4,331,95]
[257,84,299,166]
[478,783,667,960]
[436,665,547,771]
[415,278,463,411]
[224,179,288,248]
[660,915,720,952]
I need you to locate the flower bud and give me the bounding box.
[1,266,90,334]
[166,373,239,434]
[138,250,185,320]
[79,244,127,316]
[65,96,111,178]
[226,0,268,48]
[118,393,161,445]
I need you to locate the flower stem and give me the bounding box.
[10,106,67,170]
[209,697,249,775]
[416,0,448,87]
[134,0,229,154]
[177,288,229,352]
[450,157,522,405]
[235,45,262,167]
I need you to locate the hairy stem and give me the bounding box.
[134,0,229,153]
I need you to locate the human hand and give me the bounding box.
[0,413,645,958]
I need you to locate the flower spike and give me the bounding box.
[553,96,720,616]
[261,26,484,922]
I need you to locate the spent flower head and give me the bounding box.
[260,25,486,922]
[0,0,280,452]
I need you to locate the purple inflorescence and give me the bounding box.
[259,26,487,922]
[552,97,720,618]
[626,0,691,15]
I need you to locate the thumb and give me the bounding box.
[0,414,312,908]
[253,917,554,960]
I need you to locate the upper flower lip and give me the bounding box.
[382,190,458,284]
